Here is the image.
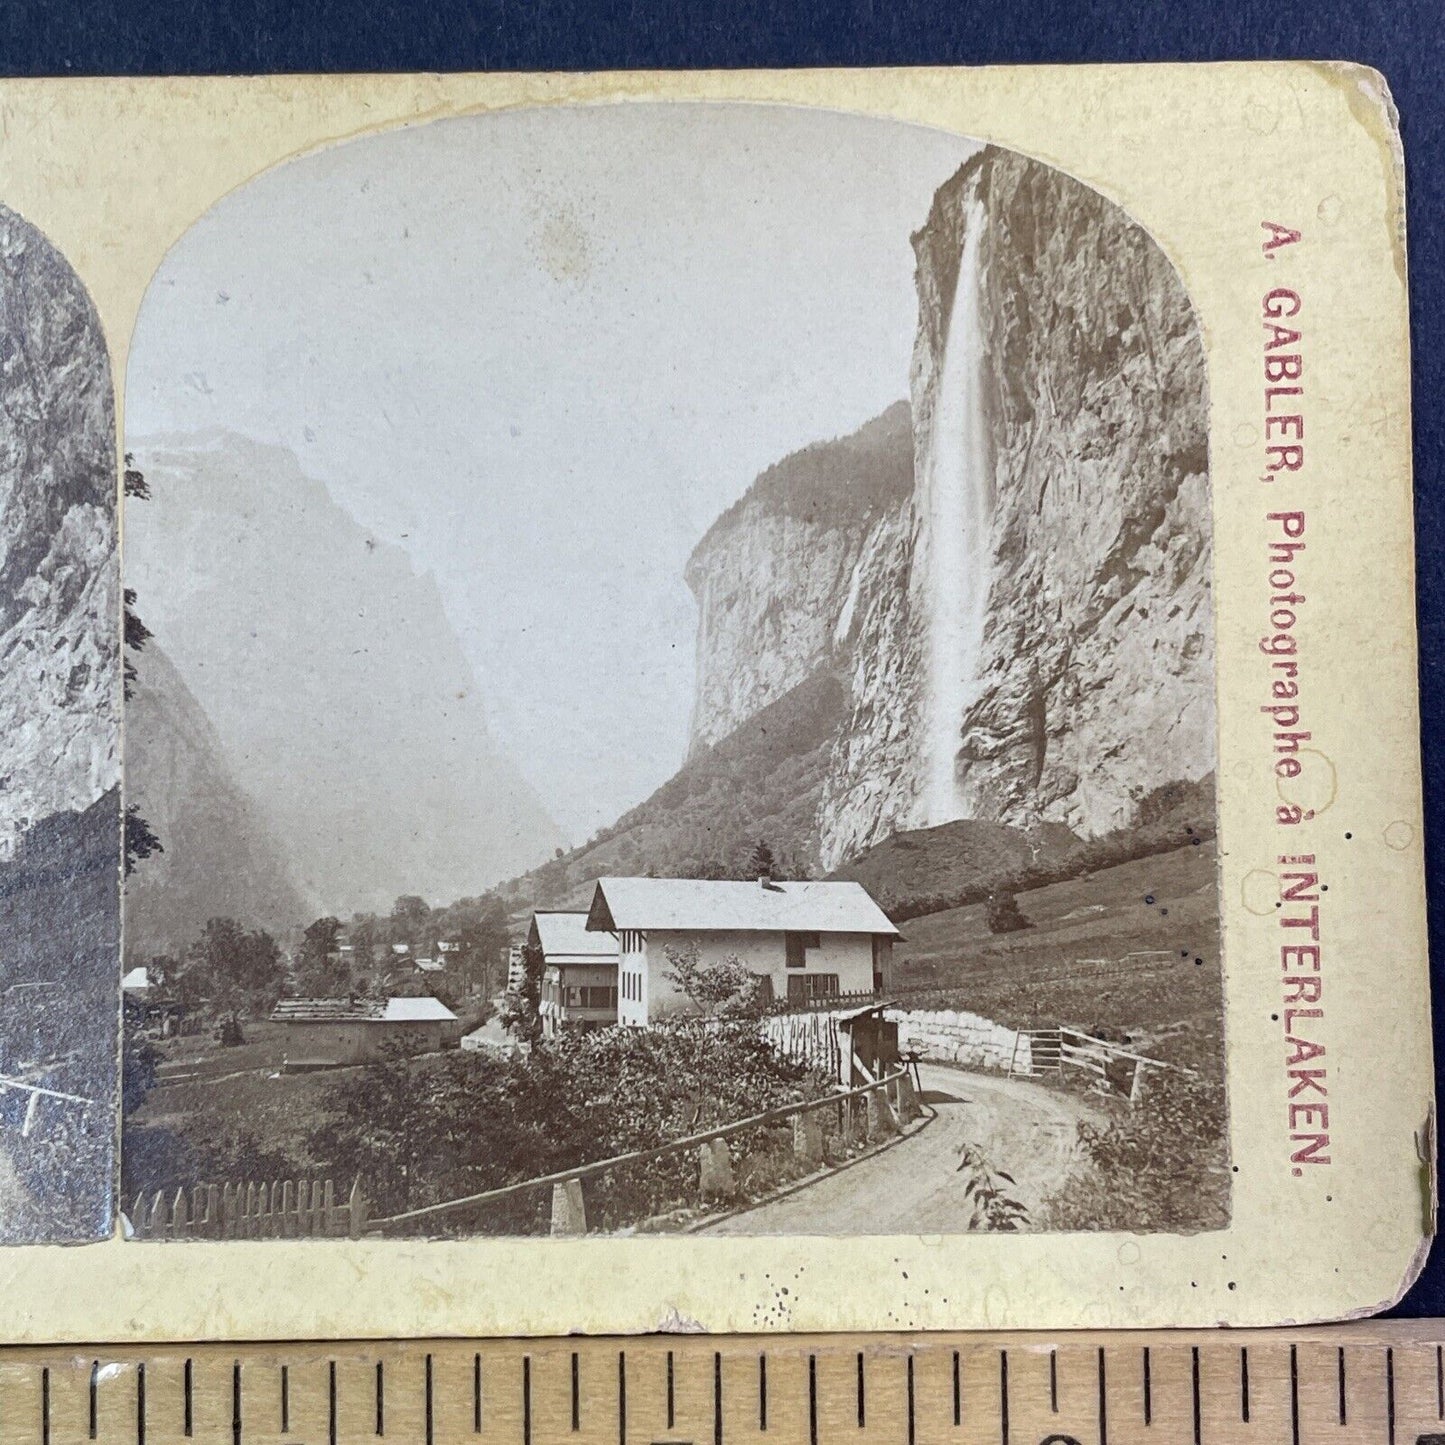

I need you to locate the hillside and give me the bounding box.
[827,816,1079,916]
[124,641,314,959]
[123,431,564,914]
[498,668,849,909]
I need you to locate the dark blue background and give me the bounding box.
[5,0,1442,1316]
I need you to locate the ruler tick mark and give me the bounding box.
[137,1361,145,1445]
[280,1363,289,1437]
[999,1350,1009,1445]
[667,1351,675,1432]
[523,1356,532,1445]
[1240,1347,1250,1424]
[714,1352,723,1445]
[758,1353,767,1433]
[908,1354,917,1445]
[572,1351,580,1432]
[1143,1347,1152,1425]
[1191,1347,1201,1445]
[1097,1347,1108,1445]
[1050,1349,1058,1414]
[426,1353,435,1445]
[329,1361,338,1445]
[231,1361,241,1445]
[1387,1346,1396,1445]
[474,1352,482,1434]
[88,1360,98,1441]
[1437,1345,1443,1419]
[856,1351,864,1429]
[953,1350,962,1427]
[376,1359,386,1436]
[1289,1345,1300,1445]
[619,1350,627,1445]
[1338,1347,1347,1425]
[42,1365,51,1445]
[809,1355,819,1445]
[183,1358,194,1438]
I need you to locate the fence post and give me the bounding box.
[793,1111,824,1166]
[550,1179,587,1236]
[895,1071,920,1123]
[171,1188,188,1237]
[698,1139,737,1202]
[348,1178,368,1239]
[865,1084,899,1140]
[1130,1061,1149,1107]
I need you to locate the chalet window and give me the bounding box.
[787,973,840,1002]
[785,931,821,968]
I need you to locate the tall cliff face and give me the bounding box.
[682,148,1213,871]
[0,206,119,856]
[0,205,119,1240]
[124,640,315,959]
[684,403,912,751]
[124,432,565,915]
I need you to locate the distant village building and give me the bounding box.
[270,996,460,1068]
[585,876,901,1026]
[530,911,620,1038]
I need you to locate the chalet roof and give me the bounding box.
[585,877,902,938]
[272,996,458,1023]
[529,910,621,964]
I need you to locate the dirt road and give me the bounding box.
[702,1064,1100,1235]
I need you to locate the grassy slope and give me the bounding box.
[890,839,1222,1056]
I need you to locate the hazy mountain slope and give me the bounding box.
[123,432,563,914]
[124,640,314,958]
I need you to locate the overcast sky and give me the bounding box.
[127,102,977,841]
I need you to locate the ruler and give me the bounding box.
[1,1323,1442,1445]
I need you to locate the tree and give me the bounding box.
[746,839,776,880]
[121,455,163,875]
[984,889,1032,935]
[186,916,285,1019]
[500,940,545,1046]
[123,804,162,877]
[662,941,767,1018]
[295,916,347,995]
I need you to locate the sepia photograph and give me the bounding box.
[118,101,1224,1242]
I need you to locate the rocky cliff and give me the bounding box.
[684,402,912,751]
[0,206,119,858]
[0,205,119,1240]
[124,640,315,958]
[684,147,1214,870]
[123,432,564,915]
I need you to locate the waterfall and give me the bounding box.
[921,194,993,824]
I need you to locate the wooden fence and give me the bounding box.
[762,1009,844,1077]
[126,1178,368,1240]
[369,1068,918,1237]
[1008,1026,1184,1103]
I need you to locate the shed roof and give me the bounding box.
[122,966,150,992]
[272,996,458,1023]
[585,877,901,938]
[528,911,621,963]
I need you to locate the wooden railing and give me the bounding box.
[0,1074,91,1138]
[369,1068,920,1236]
[1011,1026,1185,1103]
[127,1178,368,1240]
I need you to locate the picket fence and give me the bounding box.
[126,1177,368,1240]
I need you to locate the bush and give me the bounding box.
[306,1020,833,1231]
[1041,1050,1229,1232]
[984,891,1032,934]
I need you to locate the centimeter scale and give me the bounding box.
[0,1325,1443,1445]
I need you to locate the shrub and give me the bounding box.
[1041,1052,1229,1232]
